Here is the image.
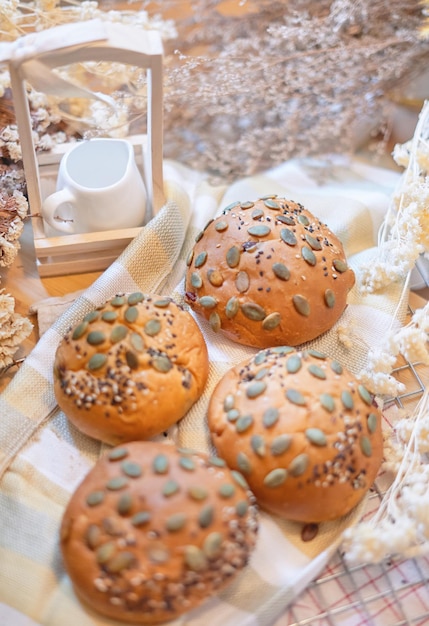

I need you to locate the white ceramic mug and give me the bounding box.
[41,138,147,235]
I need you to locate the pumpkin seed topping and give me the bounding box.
[110,325,128,343]
[152,354,173,374]
[264,468,287,487]
[106,476,128,491]
[231,470,249,489]
[224,201,240,212]
[324,289,336,308]
[236,271,250,293]
[96,542,116,564]
[219,483,236,498]
[188,486,208,500]
[246,380,267,398]
[272,346,294,354]
[241,302,266,321]
[236,414,254,433]
[85,524,101,549]
[186,250,194,266]
[106,551,135,573]
[199,295,217,309]
[180,456,196,471]
[331,360,343,375]
[225,296,239,318]
[286,355,302,374]
[127,292,144,306]
[209,311,221,332]
[204,532,223,558]
[306,428,327,446]
[271,434,292,456]
[262,312,281,330]
[148,546,170,563]
[87,330,105,346]
[87,353,107,371]
[247,224,271,237]
[130,332,144,352]
[144,318,162,336]
[227,409,240,422]
[207,268,224,286]
[251,434,266,457]
[305,234,322,250]
[307,349,326,359]
[190,272,203,288]
[125,350,139,370]
[185,545,207,571]
[320,393,335,412]
[358,384,373,405]
[72,321,88,340]
[286,388,306,406]
[240,201,255,209]
[86,490,105,507]
[153,454,169,474]
[226,246,240,268]
[360,436,372,457]
[292,294,310,317]
[333,259,348,273]
[263,407,279,428]
[208,456,227,467]
[289,453,309,476]
[280,228,297,246]
[255,367,269,380]
[84,310,99,323]
[111,295,126,307]
[117,492,133,516]
[102,310,118,323]
[264,198,280,209]
[194,251,208,268]
[163,479,180,497]
[277,214,295,226]
[254,350,267,364]
[199,505,215,529]
[195,230,204,243]
[367,413,378,433]
[237,452,252,474]
[224,394,235,411]
[108,447,129,461]
[308,364,326,379]
[131,511,151,526]
[166,513,187,532]
[298,214,310,226]
[121,460,142,478]
[341,390,354,410]
[154,297,171,308]
[251,208,264,220]
[302,245,317,266]
[215,220,228,232]
[272,262,290,281]
[236,500,249,517]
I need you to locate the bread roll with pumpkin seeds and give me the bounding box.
[60,441,258,624]
[207,347,383,523]
[53,292,209,445]
[184,196,355,348]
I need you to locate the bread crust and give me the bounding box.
[60,441,258,623]
[185,196,355,348]
[54,293,209,444]
[207,347,383,523]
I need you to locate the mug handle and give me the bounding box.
[41,188,76,234]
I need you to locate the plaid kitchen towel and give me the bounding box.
[0,155,405,626]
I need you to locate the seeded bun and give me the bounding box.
[184,196,355,348]
[54,293,209,445]
[60,441,258,624]
[207,347,383,523]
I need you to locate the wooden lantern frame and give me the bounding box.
[0,19,164,276]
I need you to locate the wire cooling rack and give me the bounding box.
[274,303,429,626]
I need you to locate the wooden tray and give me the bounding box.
[0,20,165,277]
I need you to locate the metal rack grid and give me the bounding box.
[276,311,429,626]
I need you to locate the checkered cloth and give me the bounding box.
[0,156,406,625]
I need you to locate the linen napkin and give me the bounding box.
[0,155,405,626]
